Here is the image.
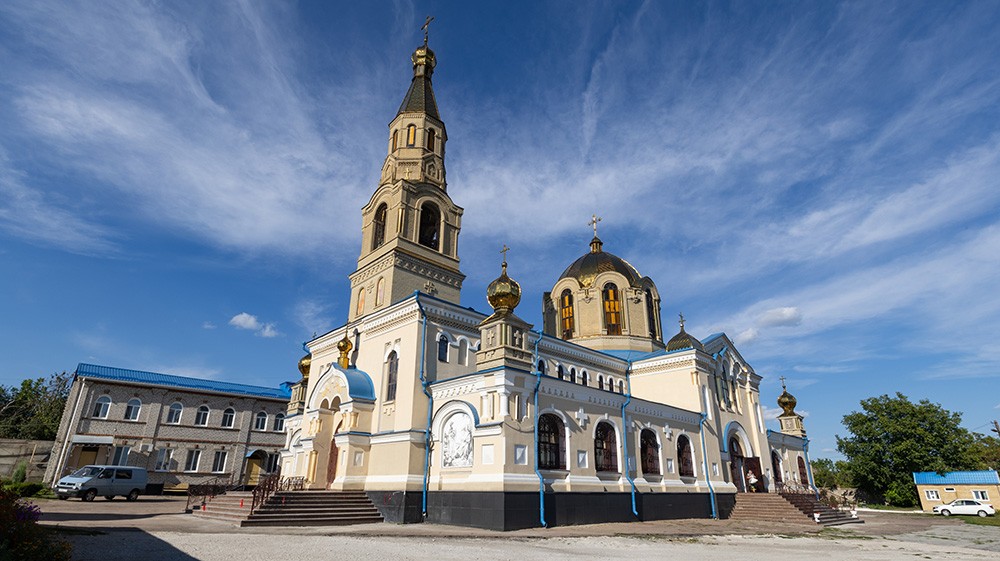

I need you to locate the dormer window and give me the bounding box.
[406,124,416,147]
[427,128,436,152]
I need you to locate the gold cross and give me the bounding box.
[589,214,602,237]
[500,244,510,265]
[678,312,685,329]
[422,16,434,46]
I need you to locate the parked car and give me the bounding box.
[932,499,995,517]
[53,465,147,501]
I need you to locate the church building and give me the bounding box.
[279,35,815,530]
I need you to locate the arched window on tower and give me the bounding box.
[356,288,365,317]
[569,367,576,384]
[418,202,440,250]
[603,283,622,335]
[537,359,546,376]
[385,351,399,401]
[375,277,385,307]
[391,129,398,151]
[372,203,387,250]
[437,334,449,363]
[597,375,604,390]
[557,364,564,381]
[560,290,575,339]
[677,435,695,477]
[406,124,416,146]
[645,289,658,339]
[640,429,660,476]
[594,422,618,472]
[538,414,565,470]
[618,380,625,394]
[427,128,436,152]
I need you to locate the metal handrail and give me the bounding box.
[249,470,282,515]
[185,474,234,512]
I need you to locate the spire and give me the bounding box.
[397,17,440,119]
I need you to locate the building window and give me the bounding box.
[597,375,604,390]
[391,129,398,151]
[640,429,660,476]
[266,453,280,473]
[557,364,564,380]
[111,446,130,466]
[925,489,941,501]
[677,435,695,478]
[123,398,141,421]
[194,405,210,426]
[375,277,385,306]
[603,283,622,335]
[581,370,588,386]
[166,403,183,424]
[406,124,416,146]
[569,368,576,384]
[427,128,436,152]
[212,451,228,473]
[93,396,111,419]
[372,203,388,250]
[418,202,440,250]
[441,412,473,468]
[537,359,546,376]
[154,448,173,471]
[385,351,399,401]
[458,339,469,365]
[254,412,268,431]
[184,450,201,472]
[560,290,575,339]
[538,414,565,470]
[221,408,235,428]
[594,422,618,472]
[797,456,809,483]
[273,413,285,432]
[618,380,625,394]
[356,288,365,316]
[437,334,449,362]
[645,289,658,339]
[973,490,990,501]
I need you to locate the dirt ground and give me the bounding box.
[35,496,1000,561]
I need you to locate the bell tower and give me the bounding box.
[348,31,464,321]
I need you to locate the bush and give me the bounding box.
[1,482,44,498]
[0,482,72,561]
[11,462,27,484]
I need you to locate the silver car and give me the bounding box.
[933,499,995,517]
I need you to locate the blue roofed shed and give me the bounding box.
[912,470,1000,511]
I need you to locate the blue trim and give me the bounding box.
[720,421,746,453]
[621,358,638,518]
[415,293,433,517]
[912,470,1000,485]
[531,334,547,528]
[75,363,289,399]
[331,364,377,402]
[699,413,718,519]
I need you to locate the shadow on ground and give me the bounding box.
[55,528,199,561]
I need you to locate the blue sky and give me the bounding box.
[2,1,999,459]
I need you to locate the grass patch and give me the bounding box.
[857,504,919,512]
[962,515,1000,527]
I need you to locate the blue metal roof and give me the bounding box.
[332,364,376,402]
[912,470,1000,485]
[76,363,291,400]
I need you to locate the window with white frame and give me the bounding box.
[111,446,130,466]
[123,398,141,421]
[925,489,940,501]
[166,403,183,424]
[184,450,201,472]
[93,396,111,418]
[212,451,228,473]
[973,490,990,501]
[154,448,173,471]
[221,408,235,428]
[194,405,210,426]
[273,413,285,432]
[254,412,268,431]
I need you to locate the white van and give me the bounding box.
[54,465,148,501]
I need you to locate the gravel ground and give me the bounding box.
[36,496,1000,561]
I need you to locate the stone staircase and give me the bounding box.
[728,492,862,526]
[191,490,384,527]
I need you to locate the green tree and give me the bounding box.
[836,393,981,507]
[810,458,854,489]
[0,372,71,441]
[974,434,1000,471]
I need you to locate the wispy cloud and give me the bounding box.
[229,312,280,338]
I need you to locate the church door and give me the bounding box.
[729,438,745,492]
[326,421,343,488]
[771,451,783,485]
[744,457,763,492]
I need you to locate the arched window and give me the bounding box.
[221,408,235,428]
[273,413,285,432]
[426,128,436,152]
[640,429,660,475]
[581,371,589,386]
[356,288,365,317]
[597,375,604,390]
[537,359,546,376]
[645,289,658,339]
[603,283,622,335]
[123,398,141,421]
[538,414,565,470]
[254,411,268,431]
[618,380,625,394]
[441,412,473,468]
[797,456,808,483]
[195,405,210,426]
[556,364,564,380]
[569,368,576,384]
[375,277,385,307]
[385,351,399,401]
[391,129,398,151]
[372,203,387,250]
[93,396,111,419]
[166,403,183,424]
[560,289,574,339]
[437,334,449,362]
[594,422,618,472]
[418,202,440,250]
[406,124,416,146]
[458,339,469,365]
[677,435,695,477]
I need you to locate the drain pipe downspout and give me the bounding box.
[698,413,718,519]
[415,293,432,517]
[531,334,547,527]
[803,437,819,499]
[620,359,638,518]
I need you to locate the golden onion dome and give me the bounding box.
[297,352,311,379]
[337,334,353,369]
[558,236,644,289]
[777,382,797,416]
[487,261,521,316]
[411,45,436,74]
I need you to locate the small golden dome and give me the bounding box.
[411,45,436,75]
[666,313,703,352]
[337,334,353,369]
[778,381,797,416]
[487,261,521,316]
[297,352,311,378]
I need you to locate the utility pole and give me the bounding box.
[992,420,1000,438]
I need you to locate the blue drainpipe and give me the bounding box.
[803,437,819,499]
[621,358,638,518]
[698,413,718,519]
[414,293,432,517]
[531,334,547,527]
